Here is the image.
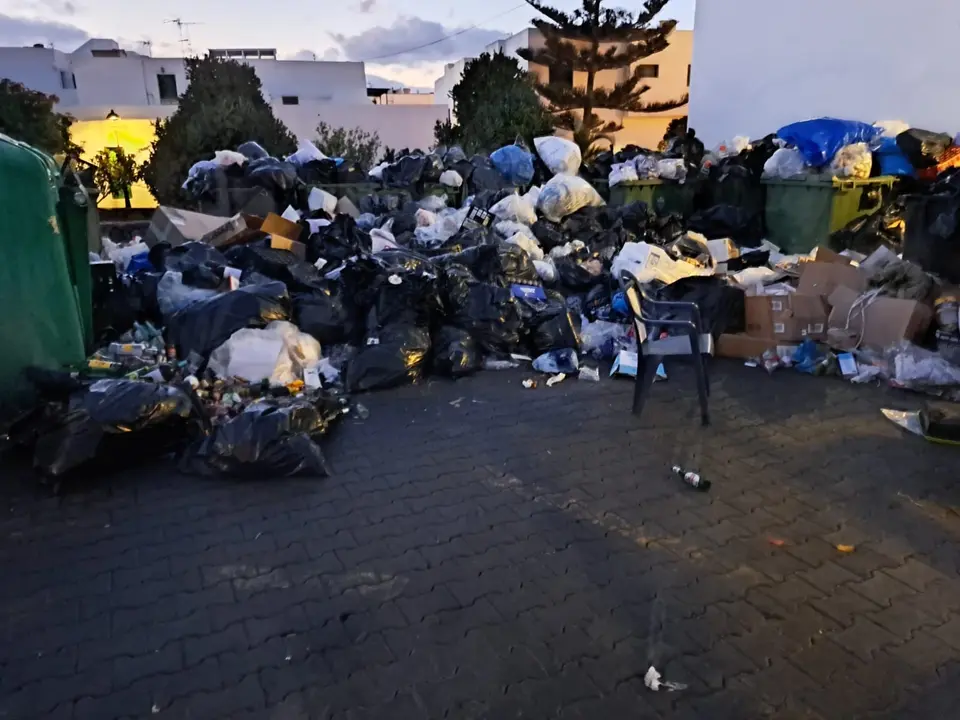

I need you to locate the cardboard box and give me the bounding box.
[745,294,828,342]
[261,213,307,260]
[827,286,933,350]
[143,206,250,248]
[809,246,854,265]
[204,213,263,248]
[717,334,799,360]
[797,261,866,299]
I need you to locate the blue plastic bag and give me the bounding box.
[872,137,914,177]
[490,145,535,187]
[126,252,154,274]
[533,348,579,374]
[791,338,823,374]
[777,118,882,168]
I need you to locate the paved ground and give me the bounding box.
[2,360,960,719]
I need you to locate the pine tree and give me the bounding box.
[517,0,687,157]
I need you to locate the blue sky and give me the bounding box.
[0,0,696,87]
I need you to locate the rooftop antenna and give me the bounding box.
[138,39,153,56]
[165,18,201,56]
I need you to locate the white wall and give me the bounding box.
[0,47,78,104]
[277,103,449,153]
[689,0,960,147]
[249,59,367,104]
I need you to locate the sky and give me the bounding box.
[0,0,696,88]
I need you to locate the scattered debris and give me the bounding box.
[672,465,711,492]
[644,666,687,692]
[835,544,856,553]
[546,373,567,387]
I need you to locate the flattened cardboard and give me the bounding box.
[262,213,307,261]
[144,206,240,248]
[827,286,933,350]
[745,294,828,341]
[204,213,263,248]
[797,262,866,299]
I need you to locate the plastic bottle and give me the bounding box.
[672,465,711,491]
[935,296,959,335]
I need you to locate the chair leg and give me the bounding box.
[632,349,660,417]
[703,353,711,398]
[687,333,710,426]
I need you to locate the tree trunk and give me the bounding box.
[582,1,601,133]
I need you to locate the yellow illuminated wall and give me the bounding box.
[70,118,159,210]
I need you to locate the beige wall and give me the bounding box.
[377,92,437,106]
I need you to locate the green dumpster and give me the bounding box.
[57,182,97,349]
[762,176,896,254]
[0,136,86,417]
[609,179,697,217]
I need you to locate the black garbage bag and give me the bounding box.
[498,243,541,287]
[347,324,432,392]
[358,193,406,216]
[739,134,779,178]
[583,284,613,321]
[654,276,745,338]
[388,211,418,236]
[448,283,522,354]
[468,156,510,194]
[431,326,482,378]
[442,146,467,167]
[246,157,299,192]
[450,158,475,186]
[168,281,290,359]
[555,258,604,292]
[687,204,763,246]
[127,271,164,325]
[374,248,436,274]
[31,380,203,479]
[336,163,367,184]
[163,241,228,283]
[471,188,515,211]
[382,155,428,187]
[897,129,953,169]
[366,270,441,330]
[295,158,339,185]
[561,207,605,240]
[531,220,568,251]
[422,153,445,182]
[293,289,350,346]
[225,241,303,282]
[237,141,270,161]
[182,395,346,478]
[901,190,960,283]
[664,129,705,167]
[518,293,582,355]
[830,199,907,255]
[436,245,500,283]
[581,150,615,182]
[307,214,372,266]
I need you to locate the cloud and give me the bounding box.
[321,47,341,61]
[0,12,88,48]
[285,47,342,62]
[356,0,376,12]
[288,49,317,61]
[15,0,80,15]
[333,15,505,64]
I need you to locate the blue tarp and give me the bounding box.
[777,118,882,168]
[873,138,914,177]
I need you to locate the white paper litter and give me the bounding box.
[644,666,686,692]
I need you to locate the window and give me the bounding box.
[549,65,573,87]
[60,70,76,90]
[91,49,124,58]
[157,74,178,103]
[281,95,299,105]
[687,65,691,86]
[637,64,659,79]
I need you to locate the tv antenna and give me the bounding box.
[165,18,201,55]
[138,39,153,56]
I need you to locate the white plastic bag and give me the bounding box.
[763,148,808,179]
[830,143,872,179]
[537,174,604,223]
[490,193,537,225]
[656,159,687,182]
[157,271,220,317]
[415,208,437,227]
[439,169,463,188]
[208,321,321,386]
[368,162,389,180]
[102,237,149,271]
[534,136,582,176]
[370,227,399,253]
[419,195,447,212]
[581,319,628,356]
[524,185,541,207]
[533,259,557,283]
[612,242,711,286]
[874,120,910,139]
[286,139,326,166]
[307,188,337,215]
[713,136,751,159]
[609,162,639,187]
[635,155,659,179]
[505,232,544,261]
[214,150,247,167]
[495,220,532,239]
[413,207,468,249]
[889,340,960,388]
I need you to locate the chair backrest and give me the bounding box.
[620,272,649,344]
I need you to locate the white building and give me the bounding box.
[435,28,693,150]
[688,0,960,147]
[0,38,447,161]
